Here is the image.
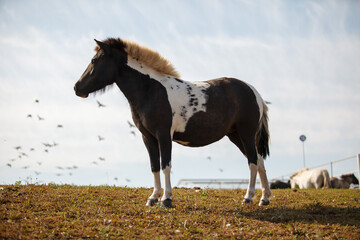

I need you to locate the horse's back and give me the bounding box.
[172,77,263,147]
[291,168,330,189]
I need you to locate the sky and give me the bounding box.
[0,0,359,188]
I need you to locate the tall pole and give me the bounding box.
[300,135,306,168]
[357,153,360,190]
[302,141,305,168]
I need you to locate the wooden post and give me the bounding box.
[357,153,360,189]
[330,162,333,177]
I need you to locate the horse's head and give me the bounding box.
[74,39,127,98]
[340,173,359,185]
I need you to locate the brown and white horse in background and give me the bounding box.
[290,168,331,189]
[331,173,359,189]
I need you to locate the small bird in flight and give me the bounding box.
[127,121,135,128]
[99,157,105,161]
[98,135,105,141]
[37,115,45,121]
[97,100,106,107]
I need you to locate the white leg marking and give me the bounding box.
[257,155,273,205]
[161,165,172,201]
[244,163,257,202]
[148,171,162,200]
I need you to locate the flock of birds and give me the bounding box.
[5,99,226,185]
[4,99,142,185]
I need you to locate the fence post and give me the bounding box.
[330,162,333,177]
[357,153,360,189]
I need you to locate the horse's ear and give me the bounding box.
[94,39,111,53]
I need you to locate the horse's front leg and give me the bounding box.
[157,131,173,208]
[142,135,162,206]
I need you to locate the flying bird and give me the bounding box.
[99,157,105,161]
[114,177,118,181]
[97,100,106,107]
[91,161,98,165]
[127,120,135,128]
[130,131,136,136]
[35,99,39,103]
[56,166,64,170]
[34,171,41,175]
[264,101,272,105]
[98,135,105,141]
[218,168,224,173]
[14,146,22,150]
[30,148,35,151]
[57,124,63,128]
[207,156,212,161]
[20,152,28,157]
[125,178,131,183]
[43,143,52,147]
[6,163,12,167]
[37,115,45,121]
[52,141,59,147]
[22,166,30,169]
[37,162,42,166]
[27,114,32,118]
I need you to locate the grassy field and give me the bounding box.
[0,185,359,239]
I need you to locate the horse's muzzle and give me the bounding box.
[74,85,89,98]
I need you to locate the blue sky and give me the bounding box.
[0,0,359,187]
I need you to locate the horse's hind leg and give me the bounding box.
[257,155,272,205]
[228,132,257,204]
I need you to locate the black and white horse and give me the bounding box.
[74,38,272,207]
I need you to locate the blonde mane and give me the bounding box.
[96,38,180,78]
[290,168,309,179]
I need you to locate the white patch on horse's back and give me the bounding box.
[245,82,263,121]
[127,57,210,136]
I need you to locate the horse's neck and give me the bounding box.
[115,67,149,106]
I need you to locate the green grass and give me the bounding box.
[1,185,359,239]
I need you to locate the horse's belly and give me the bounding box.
[172,111,231,147]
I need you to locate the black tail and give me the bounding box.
[256,102,270,159]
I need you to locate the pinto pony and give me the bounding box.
[290,168,331,189]
[74,38,272,207]
[331,173,359,189]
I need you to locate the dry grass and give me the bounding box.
[1,185,359,239]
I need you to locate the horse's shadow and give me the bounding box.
[236,204,360,226]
